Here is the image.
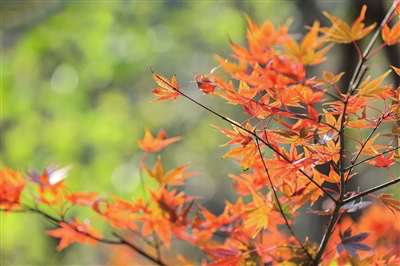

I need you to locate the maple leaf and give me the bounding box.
[142,155,197,186]
[320,5,376,43]
[336,228,373,258]
[366,150,395,168]
[378,193,400,216]
[243,13,292,47]
[346,118,375,129]
[326,164,340,183]
[137,126,181,152]
[354,135,392,159]
[322,71,346,84]
[284,20,333,65]
[212,121,257,170]
[382,21,400,45]
[140,201,173,248]
[150,68,180,102]
[243,187,270,238]
[215,80,259,105]
[199,204,238,230]
[47,218,103,251]
[0,168,26,211]
[93,196,142,231]
[328,95,371,114]
[276,238,317,265]
[358,70,392,97]
[66,192,99,207]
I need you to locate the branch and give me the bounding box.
[345,145,400,170]
[1,207,167,266]
[150,68,336,202]
[342,177,400,205]
[255,138,314,263]
[313,4,398,264]
[112,232,167,266]
[348,2,397,93]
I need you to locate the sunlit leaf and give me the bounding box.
[358,70,392,97]
[321,5,376,43]
[150,68,180,102]
[138,126,181,152]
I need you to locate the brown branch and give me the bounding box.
[313,3,398,264]
[342,177,400,205]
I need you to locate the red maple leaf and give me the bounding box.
[47,218,103,251]
[366,151,395,168]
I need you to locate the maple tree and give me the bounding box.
[2,2,400,265]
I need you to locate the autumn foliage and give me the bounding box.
[2,2,400,265]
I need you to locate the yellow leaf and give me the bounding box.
[321,5,376,43]
[358,70,392,97]
[243,187,270,238]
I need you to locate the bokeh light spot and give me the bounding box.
[146,24,173,53]
[51,63,79,94]
[111,163,140,193]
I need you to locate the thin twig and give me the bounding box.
[0,207,167,266]
[255,138,314,263]
[342,177,400,205]
[150,69,336,202]
[313,3,398,264]
[345,145,400,170]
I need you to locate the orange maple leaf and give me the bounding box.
[377,193,400,215]
[284,20,333,65]
[142,155,197,186]
[93,196,142,231]
[320,5,376,43]
[212,121,258,170]
[150,68,180,102]
[382,21,400,45]
[0,168,26,211]
[47,218,103,251]
[66,192,99,207]
[137,126,181,152]
[242,13,292,52]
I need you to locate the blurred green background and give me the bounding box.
[1,1,398,265]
